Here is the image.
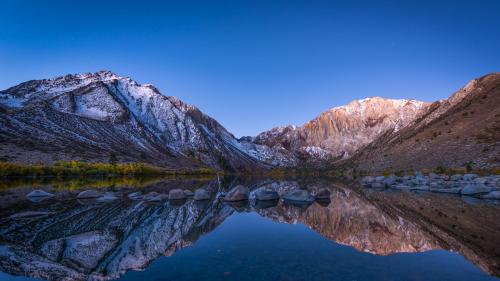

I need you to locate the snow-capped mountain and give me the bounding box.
[345,73,500,172]
[3,71,495,172]
[0,71,296,170]
[253,97,430,161]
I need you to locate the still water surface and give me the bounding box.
[0,177,499,281]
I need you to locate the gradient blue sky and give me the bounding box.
[1,0,499,137]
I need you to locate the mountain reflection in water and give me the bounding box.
[0,177,499,281]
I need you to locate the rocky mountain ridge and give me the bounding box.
[0,71,295,171]
[345,73,500,172]
[1,71,498,172]
[252,97,429,161]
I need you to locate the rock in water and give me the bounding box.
[97,192,119,202]
[194,189,211,201]
[77,190,103,199]
[169,189,186,200]
[461,184,496,195]
[183,190,194,197]
[143,192,159,201]
[27,190,54,198]
[224,185,249,202]
[127,192,142,200]
[463,174,479,181]
[482,191,500,200]
[148,193,169,202]
[254,188,279,201]
[283,189,314,203]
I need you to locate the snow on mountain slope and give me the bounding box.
[253,97,430,161]
[345,73,500,172]
[0,71,296,170]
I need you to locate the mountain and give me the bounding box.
[345,73,500,172]
[0,71,296,171]
[252,97,429,162]
[1,71,497,173]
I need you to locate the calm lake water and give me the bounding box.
[0,177,499,281]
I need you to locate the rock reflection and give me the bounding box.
[0,177,499,280]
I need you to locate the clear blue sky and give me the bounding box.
[1,0,499,137]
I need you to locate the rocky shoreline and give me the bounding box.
[362,173,500,200]
[25,184,331,206]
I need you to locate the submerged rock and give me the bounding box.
[77,190,102,199]
[194,189,211,201]
[169,189,186,200]
[224,185,249,202]
[26,190,54,198]
[282,189,314,203]
[254,188,279,201]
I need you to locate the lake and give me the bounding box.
[0,176,499,281]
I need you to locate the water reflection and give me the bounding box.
[0,177,499,280]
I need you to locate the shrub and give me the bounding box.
[434,166,446,174]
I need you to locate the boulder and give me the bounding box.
[27,190,54,198]
[254,188,279,201]
[362,176,375,184]
[282,189,314,203]
[482,191,500,200]
[148,193,169,202]
[429,182,443,188]
[383,176,398,186]
[97,192,119,202]
[314,188,331,200]
[143,192,159,201]
[194,189,211,201]
[169,189,186,200]
[461,184,496,196]
[76,190,102,199]
[183,190,194,197]
[473,177,489,185]
[375,176,385,182]
[224,185,249,202]
[463,174,479,181]
[450,174,462,181]
[127,192,142,200]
